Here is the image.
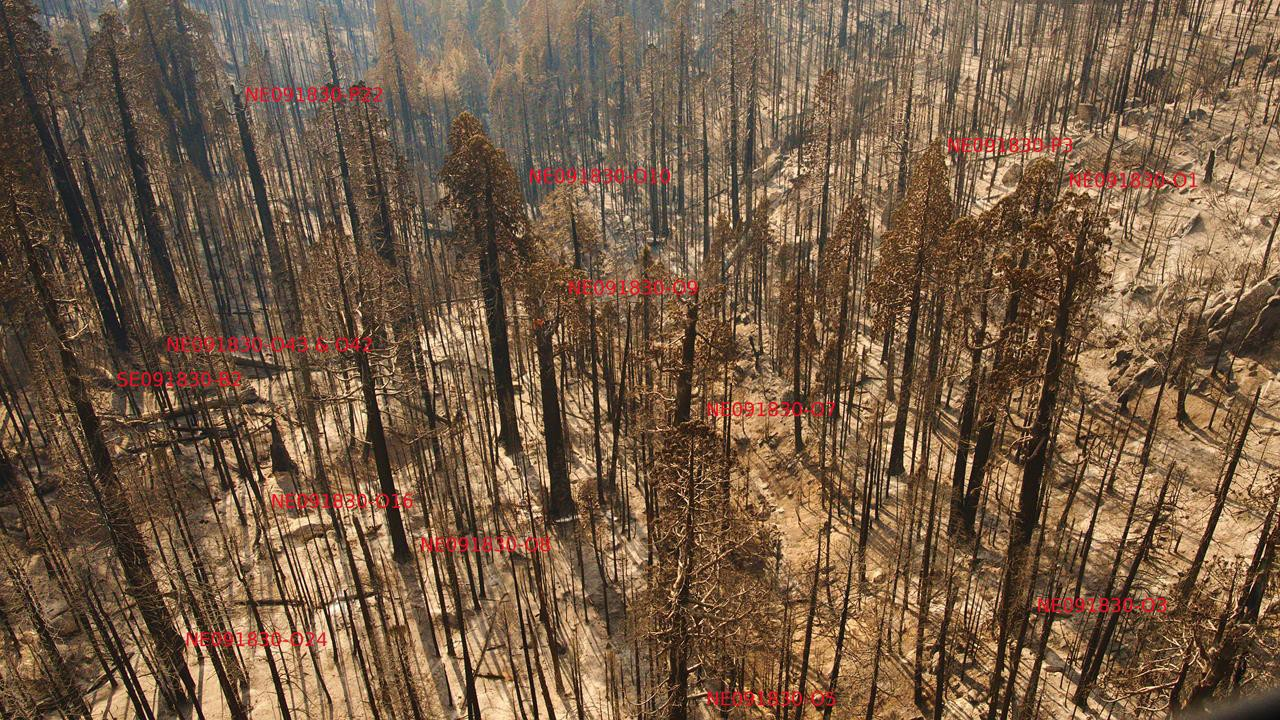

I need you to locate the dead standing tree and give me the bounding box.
[0,0,129,354]
[640,420,782,720]
[5,192,195,711]
[515,228,578,522]
[440,112,525,455]
[987,168,1110,719]
[952,159,1085,538]
[868,142,956,477]
[1179,387,1262,598]
[84,12,186,328]
[1178,471,1280,712]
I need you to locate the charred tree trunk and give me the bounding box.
[480,179,522,454]
[674,298,698,424]
[888,260,924,476]
[106,25,183,315]
[0,0,128,354]
[16,199,193,711]
[1180,387,1261,596]
[537,317,575,521]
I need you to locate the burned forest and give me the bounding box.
[2,0,1280,717]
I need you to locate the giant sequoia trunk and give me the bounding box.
[479,183,522,453]
[674,298,698,424]
[949,334,983,535]
[888,260,924,475]
[989,225,1092,719]
[536,317,575,520]
[961,250,1029,534]
[1013,229,1088,554]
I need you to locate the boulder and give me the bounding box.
[1126,283,1156,302]
[1002,162,1023,186]
[50,607,81,637]
[1178,213,1205,238]
[283,521,330,545]
[1239,293,1280,356]
[1143,65,1168,87]
[1235,278,1278,320]
[1123,107,1148,126]
[1204,277,1278,343]
[1111,357,1163,410]
[1204,301,1228,329]
[781,388,806,403]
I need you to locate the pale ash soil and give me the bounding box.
[48,8,1280,720]
[69,122,1275,720]
[76,105,1276,720]
[688,36,1280,719]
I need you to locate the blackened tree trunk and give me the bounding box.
[991,226,1094,719]
[949,319,985,534]
[324,17,363,246]
[104,20,182,314]
[838,0,851,48]
[1,1,128,353]
[864,629,883,720]
[1008,227,1091,583]
[233,87,288,291]
[1180,497,1276,712]
[742,53,758,228]
[356,350,412,561]
[888,259,924,475]
[962,249,1029,532]
[166,0,213,182]
[321,211,412,560]
[792,240,808,453]
[442,114,525,456]
[480,182,522,453]
[1180,387,1261,596]
[701,86,711,257]
[727,20,740,227]
[823,549,855,720]
[537,317,575,520]
[362,102,397,265]
[16,199,193,711]
[1075,467,1173,704]
[665,464,698,720]
[674,298,698,424]
[3,552,92,719]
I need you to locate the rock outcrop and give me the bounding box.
[1239,292,1280,356]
